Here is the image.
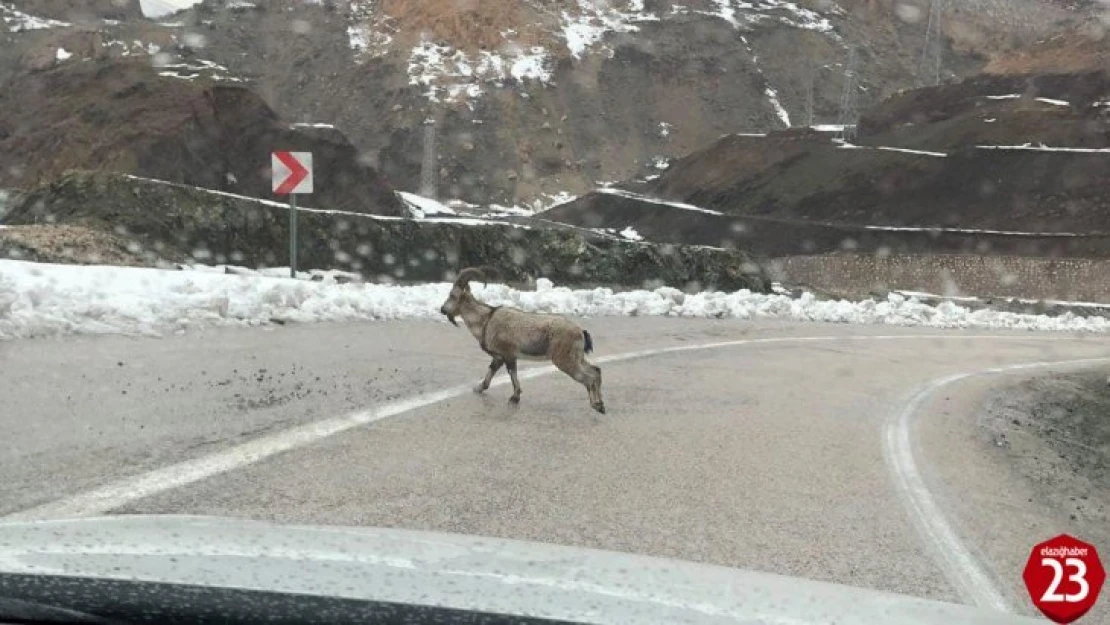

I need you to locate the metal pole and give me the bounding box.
[289,193,298,278]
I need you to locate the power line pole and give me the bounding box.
[918,0,945,86]
[804,59,815,128]
[836,46,858,142]
[419,116,438,200]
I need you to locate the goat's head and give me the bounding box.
[439,267,489,326]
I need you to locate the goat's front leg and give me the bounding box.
[475,357,504,394]
[506,359,522,405]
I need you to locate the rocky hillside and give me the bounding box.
[2,0,1104,209]
[1,170,771,292]
[0,57,403,216]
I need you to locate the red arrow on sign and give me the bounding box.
[272,151,311,195]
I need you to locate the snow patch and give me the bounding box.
[397,191,458,218]
[406,38,551,106]
[863,224,1084,237]
[619,226,643,241]
[55,48,72,61]
[1,3,69,31]
[139,0,201,19]
[764,86,791,127]
[560,0,659,59]
[837,143,947,157]
[696,0,835,32]
[3,260,1108,340]
[595,188,724,216]
[976,144,1110,154]
[1034,97,1070,107]
[875,146,947,157]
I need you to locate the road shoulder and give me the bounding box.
[915,365,1110,624]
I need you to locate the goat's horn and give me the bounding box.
[477,265,502,282]
[453,267,487,289]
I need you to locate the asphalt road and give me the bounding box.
[2,317,1109,622]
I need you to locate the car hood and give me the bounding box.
[0,514,1037,625]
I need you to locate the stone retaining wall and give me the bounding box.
[769,253,1110,303]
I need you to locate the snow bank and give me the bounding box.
[2,260,1109,341]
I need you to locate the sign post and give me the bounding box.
[1023,534,1105,624]
[271,151,313,278]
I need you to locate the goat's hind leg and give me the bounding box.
[585,362,604,414]
[506,359,522,405]
[556,357,605,414]
[475,357,504,394]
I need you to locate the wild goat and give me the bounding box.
[439,267,605,414]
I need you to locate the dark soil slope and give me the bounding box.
[547,71,1110,237]
[539,189,1110,258]
[0,59,404,216]
[857,70,1110,149]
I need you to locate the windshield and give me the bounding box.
[1,1,1108,624]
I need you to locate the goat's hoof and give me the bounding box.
[508,396,520,406]
[473,385,486,394]
[593,403,606,414]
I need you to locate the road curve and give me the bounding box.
[2,318,1109,622]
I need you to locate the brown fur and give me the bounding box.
[440,267,605,414]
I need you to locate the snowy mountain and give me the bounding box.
[1,0,1103,208]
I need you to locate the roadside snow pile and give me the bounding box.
[3,260,1110,340]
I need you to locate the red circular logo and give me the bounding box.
[1023,534,1105,624]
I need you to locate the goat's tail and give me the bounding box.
[582,330,594,354]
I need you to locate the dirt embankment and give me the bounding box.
[0,59,404,216]
[1,171,770,292]
[629,71,1110,232]
[541,70,1109,242]
[979,370,1110,561]
[538,190,1110,258]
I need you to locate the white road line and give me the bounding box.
[882,357,1110,614]
[4,327,1108,594]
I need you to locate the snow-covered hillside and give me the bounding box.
[347,0,839,113]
